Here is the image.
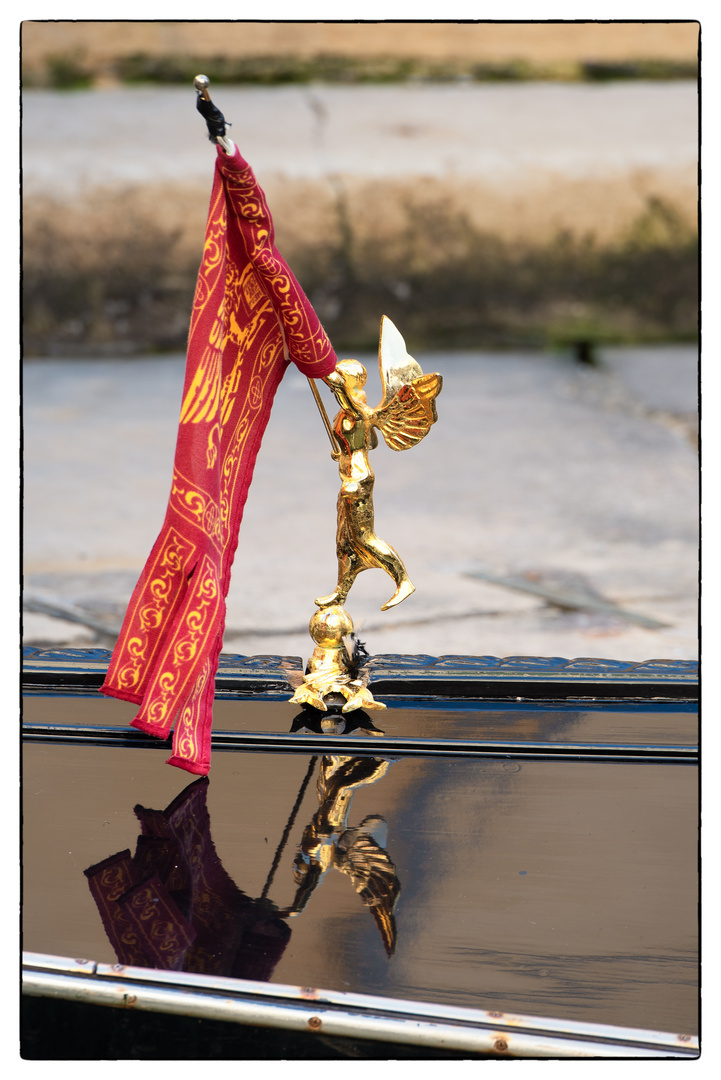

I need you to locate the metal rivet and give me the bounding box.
[678,1034,691,1042]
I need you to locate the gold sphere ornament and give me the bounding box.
[309,606,354,649]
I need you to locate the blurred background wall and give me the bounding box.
[21,21,700,80]
[22,20,699,357]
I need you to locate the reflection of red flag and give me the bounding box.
[85,777,291,978]
[101,145,337,774]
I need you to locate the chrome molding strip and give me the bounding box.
[21,722,697,763]
[22,953,698,1059]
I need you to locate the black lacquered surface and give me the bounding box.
[22,694,698,761]
[23,694,698,1036]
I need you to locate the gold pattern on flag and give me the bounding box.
[224,168,334,375]
[187,190,227,343]
[179,341,222,426]
[218,324,284,555]
[110,529,196,696]
[170,469,223,551]
[172,657,213,766]
[139,554,222,731]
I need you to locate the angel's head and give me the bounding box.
[327,359,368,404]
[335,359,367,388]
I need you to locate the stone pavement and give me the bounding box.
[23,343,698,664]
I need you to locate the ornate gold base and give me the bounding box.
[288,606,386,715]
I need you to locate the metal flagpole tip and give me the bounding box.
[194,74,211,97]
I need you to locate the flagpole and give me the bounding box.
[308,378,340,455]
[260,755,318,902]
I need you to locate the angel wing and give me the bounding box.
[377,315,424,404]
[336,828,400,956]
[373,374,442,451]
[373,315,442,451]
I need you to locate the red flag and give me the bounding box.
[101,145,337,774]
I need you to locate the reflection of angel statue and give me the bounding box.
[315,316,442,612]
[279,755,400,956]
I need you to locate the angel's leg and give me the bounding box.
[314,548,362,609]
[362,534,416,610]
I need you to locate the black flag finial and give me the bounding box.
[194,74,232,147]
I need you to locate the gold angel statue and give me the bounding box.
[315,316,442,613]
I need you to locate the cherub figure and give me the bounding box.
[315,316,442,612]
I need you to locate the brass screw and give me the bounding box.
[494,1039,508,1053]
[308,1016,322,1030]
